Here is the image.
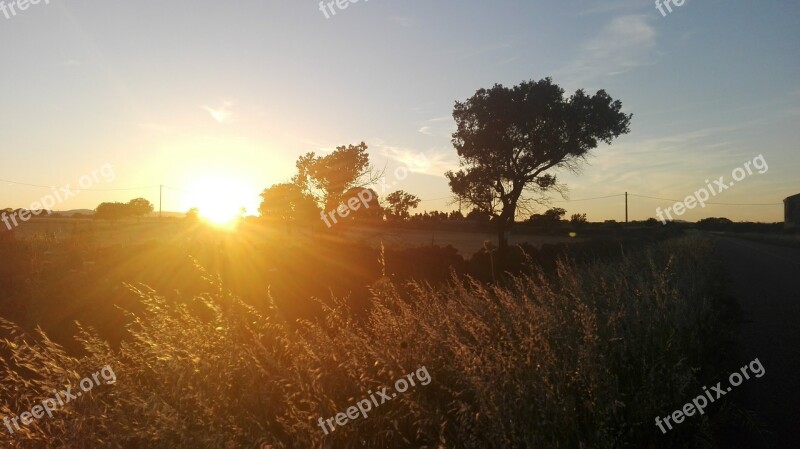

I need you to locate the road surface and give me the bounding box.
[715,237,800,448]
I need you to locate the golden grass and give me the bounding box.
[0,236,730,448]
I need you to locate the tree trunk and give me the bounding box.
[496,217,510,275]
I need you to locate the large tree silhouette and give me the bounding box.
[446,77,632,256]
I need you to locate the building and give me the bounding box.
[785,193,800,230]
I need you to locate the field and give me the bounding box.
[7,217,578,256]
[0,217,741,448]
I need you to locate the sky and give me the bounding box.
[0,0,798,222]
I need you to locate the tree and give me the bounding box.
[697,217,733,231]
[570,213,588,225]
[341,187,382,223]
[293,142,376,212]
[186,207,200,222]
[446,77,631,256]
[127,198,154,222]
[529,207,566,226]
[384,190,421,221]
[95,202,128,222]
[259,183,320,231]
[466,208,492,223]
[448,210,465,220]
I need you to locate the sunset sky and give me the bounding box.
[1,0,798,222]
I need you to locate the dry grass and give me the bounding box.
[0,236,731,448]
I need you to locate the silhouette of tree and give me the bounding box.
[341,187,382,223]
[385,190,421,221]
[259,183,320,232]
[95,202,128,222]
[446,77,631,256]
[127,198,154,222]
[186,207,200,222]
[529,207,567,227]
[448,210,465,220]
[466,208,492,223]
[570,213,588,225]
[293,142,377,212]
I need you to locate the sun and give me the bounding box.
[183,176,254,229]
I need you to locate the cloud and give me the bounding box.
[202,102,234,123]
[561,119,772,199]
[417,115,454,138]
[556,15,657,87]
[373,143,459,176]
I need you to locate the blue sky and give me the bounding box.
[0,0,798,222]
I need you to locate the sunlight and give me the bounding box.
[184,176,251,229]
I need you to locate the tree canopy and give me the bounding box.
[385,190,421,221]
[293,142,375,212]
[95,198,154,222]
[446,77,631,252]
[259,183,320,225]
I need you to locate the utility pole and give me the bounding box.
[159,185,163,219]
[625,192,628,223]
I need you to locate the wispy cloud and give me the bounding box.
[556,15,657,87]
[202,101,234,123]
[417,115,454,138]
[373,143,458,176]
[563,119,775,199]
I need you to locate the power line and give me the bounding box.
[552,194,625,202]
[629,194,781,206]
[0,177,157,192]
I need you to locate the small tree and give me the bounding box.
[260,183,320,232]
[186,208,200,222]
[529,207,566,227]
[570,213,588,225]
[341,187,382,223]
[466,208,492,223]
[127,198,154,222]
[385,190,421,221]
[95,202,128,222]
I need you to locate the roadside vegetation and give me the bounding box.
[0,235,737,448]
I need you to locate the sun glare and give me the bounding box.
[183,177,253,229]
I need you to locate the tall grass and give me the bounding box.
[0,236,732,448]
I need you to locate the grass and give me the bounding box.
[0,235,734,448]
